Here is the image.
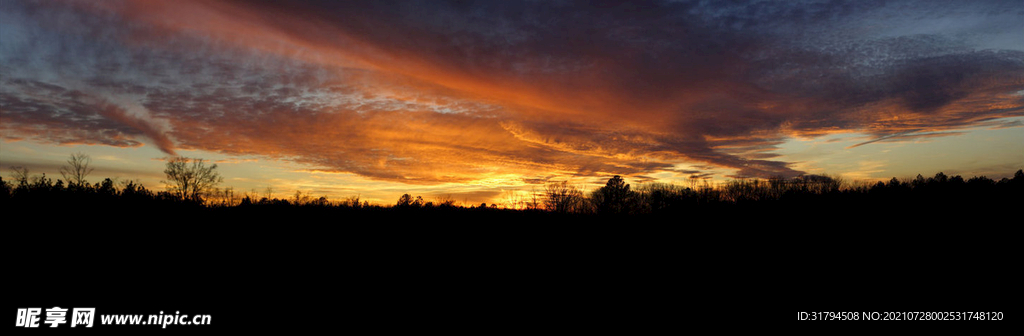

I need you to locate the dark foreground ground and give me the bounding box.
[9,201,1020,334]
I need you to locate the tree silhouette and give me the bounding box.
[396,193,415,207]
[435,195,458,208]
[59,152,94,186]
[594,175,632,214]
[9,166,30,186]
[0,176,9,201]
[97,178,116,195]
[545,181,585,214]
[162,157,223,203]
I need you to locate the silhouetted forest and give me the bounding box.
[8,157,1020,331]
[3,155,1021,225]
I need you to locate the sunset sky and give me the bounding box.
[2,0,1022,205]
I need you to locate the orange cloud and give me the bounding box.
[3,0,1022,186]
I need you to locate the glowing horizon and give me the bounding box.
[2,1,1022,206]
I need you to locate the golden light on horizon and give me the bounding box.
[1,1,1021,205]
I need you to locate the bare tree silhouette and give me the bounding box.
[435,195,458,208]
[544,181,585,214]
[9,166,30,186]
[162,157,223,202]
[59,152,94,186]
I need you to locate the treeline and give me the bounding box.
[538,171,1024,215]
[0,174,165,207]
[3,165,1021,217]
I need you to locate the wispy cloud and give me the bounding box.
[1,0,1021,185]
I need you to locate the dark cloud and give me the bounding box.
[847,131,968,149]
[688,172,715,180]
[0,79,175,154]
[990,120,1023,129]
